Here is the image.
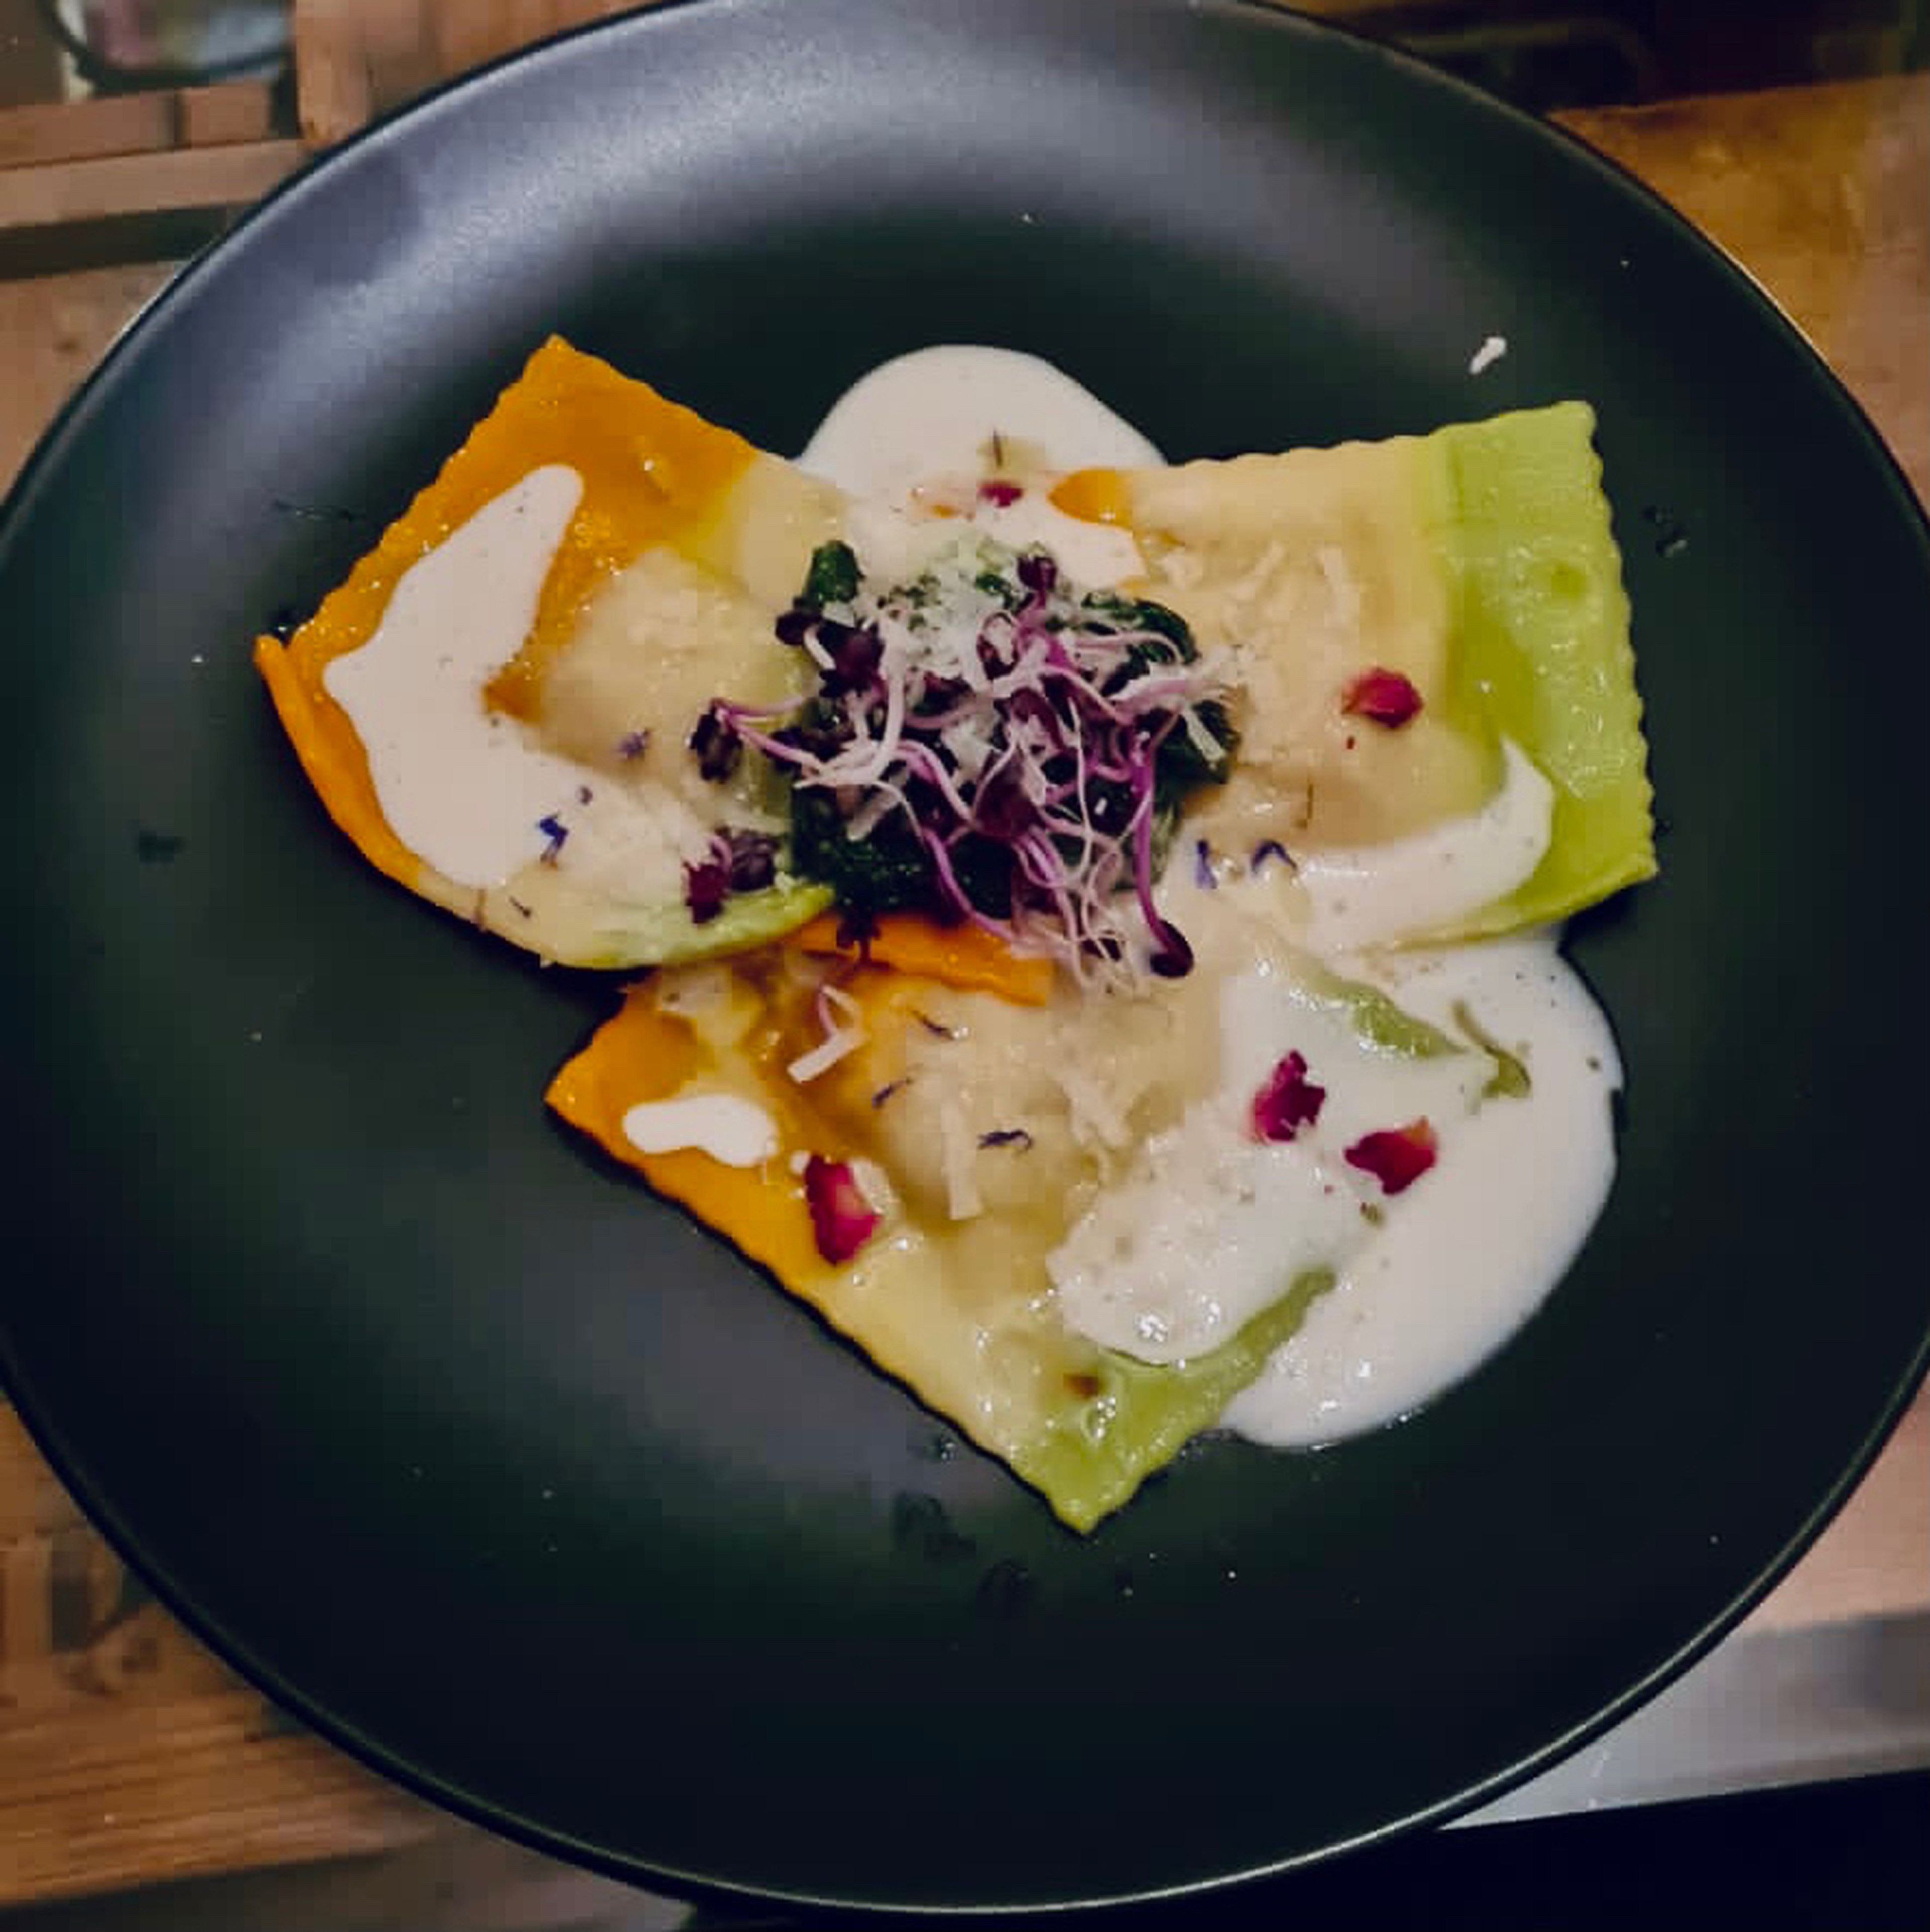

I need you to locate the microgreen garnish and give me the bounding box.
[715,537,1236,984]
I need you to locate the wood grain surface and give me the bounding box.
[1555,73,1930,504]
[0,84,276,171]
[292,0,656,145]
[0,139,304,231]
[0,61,1924,1914]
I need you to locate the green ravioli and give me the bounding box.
[1113,401,1654,940]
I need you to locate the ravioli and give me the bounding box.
[1055,402,1654,938]
[254,337,844,967]
[545,917,1489,1531]
[257,343,1656,1532]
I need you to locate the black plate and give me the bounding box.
[4,0,1927,1913]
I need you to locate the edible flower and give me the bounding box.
[715,538,1236,984]
[682,827,779,923]
[688,703,743,782]
[1344,1119,1439,1194]
[1250,1050,1326,1142]
[1342,667,1424,728]
[804,1154,880,1262]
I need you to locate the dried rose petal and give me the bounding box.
[722,827,777,892]
[688,703,742,781]
[682,854,730,924]
[1342,667,1424,728]
[804,1154,879,1263]
[1251,1050,1326,1142]
[1344,1119,1439,1194]
[977,479,1024,508]
[817,619,884,698]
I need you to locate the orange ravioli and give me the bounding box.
[546,951,1341,1534]
[789,912,1056,1005]
[546,981,834,1291]
[255,336,764,923]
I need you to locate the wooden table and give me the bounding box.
[1,62,1925,1920]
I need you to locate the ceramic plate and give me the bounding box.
[3,0,1926,1910]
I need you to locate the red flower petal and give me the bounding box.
[1342,667,1424,728]
[977,479,1025,508]
[682,854,730,924]
[804,1154,880,1263]
[1344,1119,1439,1195]
[1251,1050,1326,1142]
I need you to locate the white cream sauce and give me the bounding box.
[1296,739,1554,949]
[791,343,1623,1450]
[324,465,724,910]
[1047,951,1487,1363]
[798,345,1159,590]
[621,1093,779,1168]
[324,464,596,889]
[1223,935,1619,1444]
